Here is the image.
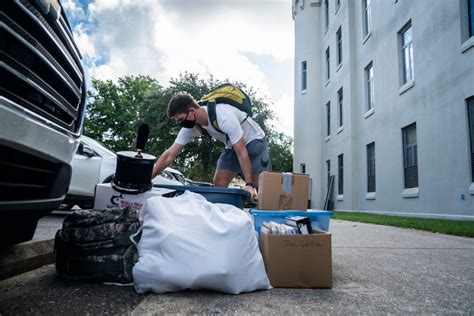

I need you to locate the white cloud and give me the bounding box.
[67,0,294,136]
[273,94,294,137]
[73,24,95,57]
[88,0,122,13]
[62,0,86,19]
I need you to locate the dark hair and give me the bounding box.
[167,91,199,118]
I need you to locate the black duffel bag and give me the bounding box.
[55,206,140,284]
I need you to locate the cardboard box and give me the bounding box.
[259,231,332,288]
[93,183,174,213]
[258,172,310,210]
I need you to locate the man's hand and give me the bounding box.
[152,143,183,179]
[245,184,257,200]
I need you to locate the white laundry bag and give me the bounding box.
[132,191,271,294]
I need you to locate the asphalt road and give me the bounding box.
[1,218,473,314]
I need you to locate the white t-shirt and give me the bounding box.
[174,104,265,148]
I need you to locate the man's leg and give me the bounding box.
[247,139,272,190]
[213,169,237,187]
[215,149,239,187]
[214,139,271,188]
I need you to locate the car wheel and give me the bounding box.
[103,174,114,183]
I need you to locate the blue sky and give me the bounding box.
[63,0,295,136]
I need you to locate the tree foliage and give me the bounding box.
[84,75,160,151]
[84,73,293,182]
[268,131,293,173]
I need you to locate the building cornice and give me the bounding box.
[292,0,321,19]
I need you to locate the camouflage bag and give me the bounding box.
[55,207,141,284]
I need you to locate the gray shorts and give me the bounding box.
[217,138,272,175]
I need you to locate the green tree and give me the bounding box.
[84,75,160,151]
[84,72,294,182]
[268,131,293,172]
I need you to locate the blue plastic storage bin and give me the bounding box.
[249,209,334,232]
[153,184,250,209]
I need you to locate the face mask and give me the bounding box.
[179,111,196,129]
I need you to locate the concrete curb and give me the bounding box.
[335,209,474,221]
[0,239,55,281]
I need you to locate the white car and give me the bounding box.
[160,165,188,186]
[62,135,184,209]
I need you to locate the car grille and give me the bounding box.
[0,144,71,201]
[0,0,86,134]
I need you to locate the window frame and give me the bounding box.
[365,62,374,111]
[326,47,331,81]
[300,163,306,174]
[337,87,343,127]
[400,22,414,84]
[326,101,331,136]
[469,0,474,37]
[367,142,376,193]
[363,0,372,37]
[325,0,329,30]
[461,0,474,52]
[402,123,418,189]
[326,159,331,191]
[301,61,307,91]
[338,154,344,195]
[336,27,343,66]
[467,97,474,182]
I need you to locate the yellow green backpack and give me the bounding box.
[198,84,252,135]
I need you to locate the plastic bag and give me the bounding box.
[133,191,270,294]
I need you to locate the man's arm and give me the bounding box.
[233,138,257,199]
[151,142,184,179]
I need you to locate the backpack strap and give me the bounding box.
[207,101,224,134]
[207,101,250,144]
[207,101,229,142]
[195,124,210,138]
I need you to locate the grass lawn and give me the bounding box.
[332,211,474,237]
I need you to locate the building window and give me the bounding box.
[365,62,374,111]
[363,0,372,37]
[468,97,474,181]
[461,0,474,44]
[337,87,343,127]
[469,0,474,37]
[325,0,329,29]
[327,160,331,191]
[367,142,376,193]
[338,154,344,195]
[336,0,341,10]
[400,22,414,84]
[402,123,418,188]
[326,47,330,81]
[336,27,342,65]
[300,163,306,174]
[301,61,307,91]
[326,101,331,136]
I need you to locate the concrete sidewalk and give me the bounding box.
[1,219,473,314]
[132,220,474,314]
